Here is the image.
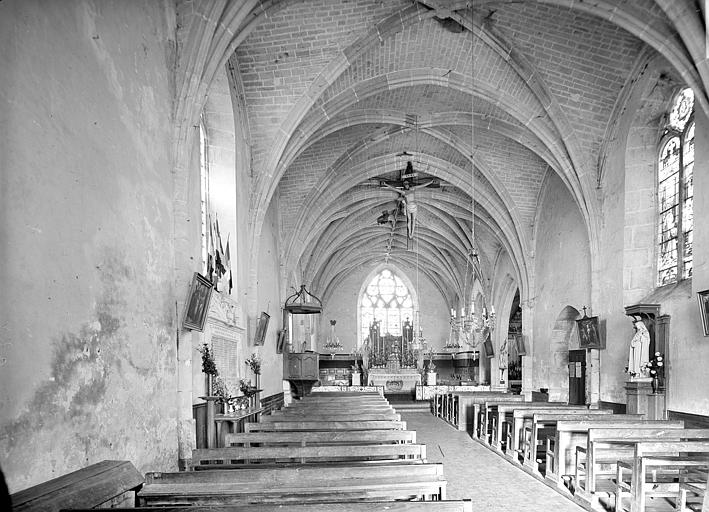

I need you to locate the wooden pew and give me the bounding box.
[615,441,709,512]
[474,396,526,442]
[512,409,613,467]
[443,391,513,433]
[61,500,475,511]
[223,429,417,447]
[490,402,583,452]
[280,403,394,412]
[677,467,709,512]
[10,460,143,512]
[191,442,427,467]
[137,464,447,505]
[505,407,611,462]
[246,419,407,432]
[545,418,680,489]
[575,428,709,504]
[261,411,401,421]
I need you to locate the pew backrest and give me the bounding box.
[224,429,417,446]
[246,419,407,431]
[10,460,143,512]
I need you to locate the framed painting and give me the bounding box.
[577,315,604,349]
[483,331,494,358]
[698,290,709,336]
[515,334,526,356]
[276,328,287,354]
[182,272,213,332]
[254,311,270,346]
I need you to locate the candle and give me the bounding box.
[461,307,465,317]
[450,308,455,318]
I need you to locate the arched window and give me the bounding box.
[360,269,414,342]
[657,88,694,285]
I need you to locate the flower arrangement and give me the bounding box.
[239,378,258,397]
[245,353,262,375]
[641,352,664,379]
[212,375,233,402]
[198,343,219,376]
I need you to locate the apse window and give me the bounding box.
[360,269,414,342]
[657,87,694,286]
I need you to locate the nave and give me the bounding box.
[401,406,585,510]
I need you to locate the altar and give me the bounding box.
[367,368,421,392]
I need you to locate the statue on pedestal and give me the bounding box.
[627,318,650,379]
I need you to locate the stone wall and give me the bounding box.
[0,0,177,492]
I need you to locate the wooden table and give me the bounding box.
[215,407,264,447]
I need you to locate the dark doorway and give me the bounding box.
[568,349,586,405]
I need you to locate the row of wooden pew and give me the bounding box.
[12,391,472,511]
[451,392,709,512]
[135,391,471,510]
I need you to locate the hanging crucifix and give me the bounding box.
[379,161,437,239]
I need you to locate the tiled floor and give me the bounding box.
[400,409,586,511]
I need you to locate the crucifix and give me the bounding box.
[378,161,437,239]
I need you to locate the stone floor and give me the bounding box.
[399,409,586,511]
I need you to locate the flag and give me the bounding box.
[224,238,231,270]
[229,269,233,295]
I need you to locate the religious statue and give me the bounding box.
[376,209,397,229]
[381,174,433,238]
[627,318,650,378]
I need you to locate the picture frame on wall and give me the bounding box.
[254,311,270,346]
[276,328,287,354]
[483,330,494,358]
[576,314,604,349]
[515,334,526,356]
[182,272,213,332]
[698,290,709,336]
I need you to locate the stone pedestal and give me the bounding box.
[351,371,361,386]
[625,380,666,420]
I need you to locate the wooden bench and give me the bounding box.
[473,396,526,442]
[10,460,143,512]
[574,428,709,506]
[137,463,447,505]
[545,418,681,489]
[505,407,611,463]
[490,402,582,452]
[223,429,417,447]
[513,410,614,469]
[677,468,709,512]
[190,442,427,467]
[61,499,475,511]
[261,411,401,421]
[246,419,407,431]
[442,391,513,433]
[615,441,709,512]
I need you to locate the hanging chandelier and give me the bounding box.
[454,6,495,348]
[323,319,343,353]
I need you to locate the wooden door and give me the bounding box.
[568,349,586,405]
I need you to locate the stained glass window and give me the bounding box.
[360,269,414,342]
[657,88,694,285]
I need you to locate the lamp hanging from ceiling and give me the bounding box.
[454,7,495,349]
[284,284,323,314]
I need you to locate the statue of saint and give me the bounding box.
[627,319,650,378]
